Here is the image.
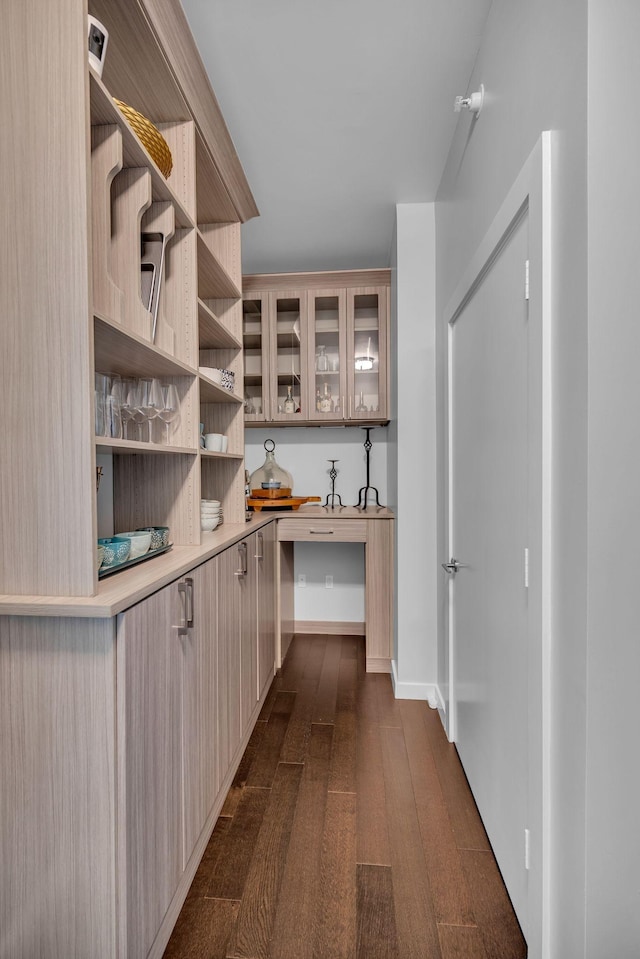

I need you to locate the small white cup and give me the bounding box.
[204,433,223,452]
[220,435,228,453]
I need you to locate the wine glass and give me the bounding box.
[157,384,181,445]
[145,378,165,442]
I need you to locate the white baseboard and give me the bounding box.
[391,661,446,713]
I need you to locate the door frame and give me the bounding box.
[443,133,552,958]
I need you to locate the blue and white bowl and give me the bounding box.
[98,537,131,567]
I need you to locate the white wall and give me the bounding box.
[388,203,439,700]
[585,3,640,955]
[434,1,589,955]
[245,427,388,622]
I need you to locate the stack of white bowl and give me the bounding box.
[201,499,221,531]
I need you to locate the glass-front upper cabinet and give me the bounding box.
[243,295,269,422]
[268,291,308,422]
[347,287,388,420]
[307,290,347,422]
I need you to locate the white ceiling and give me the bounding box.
[181,0,491,275]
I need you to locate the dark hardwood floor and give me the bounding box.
[164,634,527,959]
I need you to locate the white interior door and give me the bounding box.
[449,209,530,934]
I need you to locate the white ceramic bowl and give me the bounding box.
[201,505,220,514]
[201,516,220,532]
[201,499,220,507]
[118,530,152,558]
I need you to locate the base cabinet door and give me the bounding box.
[216,543,243,776]
[183,559,219,862]
[239,536,259,730]
[257,524,277,698]
[117,581,185,959]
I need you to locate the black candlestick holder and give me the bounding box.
[324,459,343,508]
[356,427,383,509]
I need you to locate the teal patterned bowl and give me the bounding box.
[98,537,131,567]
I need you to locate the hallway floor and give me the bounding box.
[163,634,526,958]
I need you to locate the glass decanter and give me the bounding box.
[249,439,294,492]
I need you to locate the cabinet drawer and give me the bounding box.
[277,518,367,542]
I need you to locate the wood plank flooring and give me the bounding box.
[163,635,526,959]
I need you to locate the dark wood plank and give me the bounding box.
[270,723,334,959]
[460,849,527,959]
[205,788,270,901]
[356,718,391,866]
[374,673,402,728]
[183,816,232,902]
[279,677,318,764]
[301,635,328,685]
[328,656,358,793]
[311,636,342,724]
[220,720,267,817]
[437,923,489,959]
[421,707,491,852]
[225,762,304,959]
[246,690,296,788]
[313,790,357,959]
[163,897,240,959]
[279,634,317,686]
[399,700,475,925]
[379,724,443,959]
[356,864,399,959]
[340,635,360,660]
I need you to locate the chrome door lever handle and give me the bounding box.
[441,557,467,574]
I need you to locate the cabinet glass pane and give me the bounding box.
[275,297,302,415]
[243,299,265,418]
[352,293,381,415]
[312,295,341,416]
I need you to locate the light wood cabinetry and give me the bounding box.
[242,270,390,427]
[257,523,277,698]
[0,0,256,601]
[117,581,185,959]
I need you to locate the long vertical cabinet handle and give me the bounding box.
[185,576,194,628]
[175,581,188,635]
[235,541,248,577]
[255,532,264,561]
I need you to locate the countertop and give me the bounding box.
[0,505,393,618]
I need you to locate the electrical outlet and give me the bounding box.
[325,575,333,589]
[297,574,306,588]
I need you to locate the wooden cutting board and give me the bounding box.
[247,495,321,511]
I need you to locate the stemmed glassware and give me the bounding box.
[157,384,181,445]
[94,374,181,445]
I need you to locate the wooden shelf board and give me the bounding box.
[245,418,390,429]
[195,132,239,224]
[243,334,264,351]
[95,438,198,455]
[200,450,244,460]
[89,72,194,230]
[94,314,196,378]
[198,299,242,349]
[243,374,264,386]
[197,231,242,299]
[199,375,243,404]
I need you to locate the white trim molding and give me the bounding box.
[391,660,446,711]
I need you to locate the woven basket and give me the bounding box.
[113,98,173,178]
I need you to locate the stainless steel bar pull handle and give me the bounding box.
[175,581,189,635]
[255,532,263,560]
[310,529,334,534]
[185,577,194,628]
[235,541,248,576]
[441,557,467,574]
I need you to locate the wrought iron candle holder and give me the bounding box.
[324,459,343,508]
[356,427,383,509]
